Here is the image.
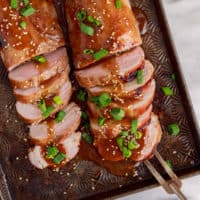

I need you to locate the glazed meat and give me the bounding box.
[16,81,72,124]
[0,0,65,71]
[75,47,144,88]
[9,48,69,89]
[66,0,142,69]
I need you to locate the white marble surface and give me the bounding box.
[117,0,200,199]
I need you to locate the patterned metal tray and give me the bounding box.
[0,0,200,199]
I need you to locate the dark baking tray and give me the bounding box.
[0,0,200,199]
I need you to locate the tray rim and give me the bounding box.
[0,0,200,199]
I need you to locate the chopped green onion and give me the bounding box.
[128,140,140,150]
[98,117,105,126]
[137,69,143,84]
[82,111,88,120]
[161,86,173,96]
[77,90,87,102]
[83,49,94,55]
[21,5,36,17]
[110,108,125,121]
[93,19,101,27]
[87,15,101,26]
[135,131,143,139]
[90,92,111,108]
[168,123,180,136]
[116,137,124,149]
[53,153,66,164]
[20,21,27,29]
[120,131,129,137]
[55,111,66,123]
[82,132,93,144]
[166,160,173,169]
[33,55,46,63]
[22,0,29,5]
[84,122,90,129]
[122,146,132,158]
[53,96,62,106]
[76,10,87,21]
[171,73,176,80]
[46,146,59,159]
[39,99,47,113]
[131,120,138,135]
[93,49,109,61]
[42,106,55,118]
[10,0,18,9]
[80,22,94,36]
[115,0,122,9]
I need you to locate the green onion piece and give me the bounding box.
[90,92,111,108]
[110,108,125,121]
[122,146,132,158]
[77,90,87,102]
[82,111,88,120]
[80,22,94,36]
[137,69,143,84]
[76,10,87,21]
[82,132,93,144]
[168,123,180,136]
[21,5,36,17]
[33,55,46,63]
[116,137,124,149]
[128,140,140,150]
[166,160,173,169]
[10,0,18,9]
[83,49,94,55]
[39,99,47,113]
[93,19,101,27]
[53,96,62,106]
[120,131,129,137]
[46,146,59,159]
[53,153,66,164]
[20,21,27,29]
[161,86,173,96]
[135,131,143,139]
[55,111,66,123]
[93,49,109,61]
[98,117,105,126]
[87,15,95,23]
[43,106,55,118]
[171,73,176,80]
[22,0,29,5]
[115,0,122,9]
[84,122,90,129]
[131,120,138,135]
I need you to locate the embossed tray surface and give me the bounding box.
[0,0,200,199]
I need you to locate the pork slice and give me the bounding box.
[14,68,68,103]
[75,47,144,88]
[88,79,156,119]
[87,60,154,97]
[16,81,72,124]
[29,103,81,144]
[95,113,162,162]
[9,48,69,89]
[90,105,152,139]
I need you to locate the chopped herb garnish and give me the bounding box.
[46,146,59,159]
[137,69,143,84]
[122,146,132,158]
[110,108,125,121]
[87,15,95,23]
[120,131,129,137]
[135,131,143,139]
[131,120,138,135]
[171,73,176,80]
[168,123,180,136]
[53,96,62,106]
[90,92,111,108]
[21,5,36,17]
[77,90,87,102]
[80,22,94,36]
[22,0,29,5]
[128,140,140,150]
[39,99,47,113]
[33,55,46,63]
[53,153,66,164]
[83,49,94,55]
[116,137,124,149]
[161,86,173,96]
[166,160,173,169]
[55,111,66,123]
[10,0,18,9]
[42,106,55,118]
[84,122,90,129]
[76,10,87,21]
[98,117,105,126]
[115,0,122,9]
[20,21,27,29]
[87,15,101,26]
[93,49,109,61]
[82,111,88,120]
[82,132,93,144]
